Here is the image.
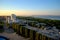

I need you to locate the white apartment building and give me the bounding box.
[6,14,19,23]
[11,14,16,22]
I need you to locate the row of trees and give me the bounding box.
[12,23,30,38]
[0,21,4,33]
[11,23,55,40]
[17,16,60,29]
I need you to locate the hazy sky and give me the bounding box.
[0,0,60,16]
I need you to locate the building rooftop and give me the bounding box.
[23,25,60,39]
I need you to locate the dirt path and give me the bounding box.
[0,24,29,40]
[0,32,29,40]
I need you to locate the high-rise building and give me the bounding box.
[6,14,17,23]
[11,14,16,22]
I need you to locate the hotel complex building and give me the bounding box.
[6,14,60,40]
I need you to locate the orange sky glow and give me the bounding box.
[0,10,60,16]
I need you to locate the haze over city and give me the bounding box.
[0,0,60,16]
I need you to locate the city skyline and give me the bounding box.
[0,0,60,16]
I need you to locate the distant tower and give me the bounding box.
[8,17,10,23]
[6,16,11,23]
[6,16,8,23]
[11,14,16,22]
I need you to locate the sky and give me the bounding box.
[0,0,60,16]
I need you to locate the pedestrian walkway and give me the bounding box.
[0,32,29,40]
[0,24,29,40]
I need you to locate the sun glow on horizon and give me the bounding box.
[0,10,60,16]
[0,10,44,16]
